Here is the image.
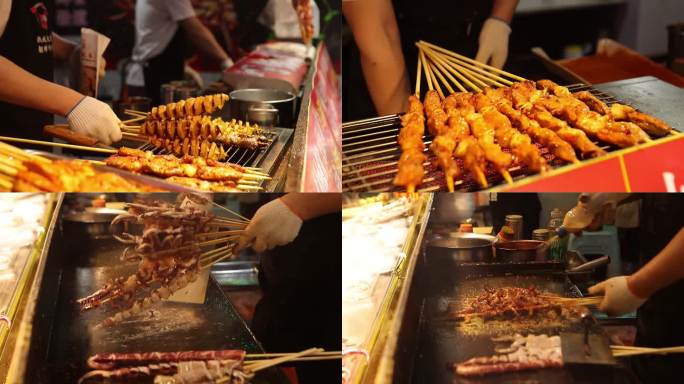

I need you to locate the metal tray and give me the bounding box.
[392,247,639,384]
[25,150,198,193]
[20,201,287,384]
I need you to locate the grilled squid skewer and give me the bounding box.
[149,94,230,120]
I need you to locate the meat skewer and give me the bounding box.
[444,92,514,183]
[472,93,550,173]
[534,80,651,146]
[424,90,460,191]
[77,200,246,327]
[443,99,489,188]
[454,334,563,377]
[486,93,580,164]
[394,95,428,193]
[572,90,672,137]
[138,117,268,150]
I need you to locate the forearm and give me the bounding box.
[0,56,83,116]
[280,193,341,221]
[490,0,519,23]
[628,227,684,297]
[181,18,229,62]
[344,0,410,115]
[52,32,78,62]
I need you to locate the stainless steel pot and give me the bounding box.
[494,240,548,262]
[229,88,297,128]
[427,233,497,262]
[62,208,128,240]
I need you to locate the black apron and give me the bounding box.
[393,0,493,85]
[631,195,684,384]
[143,26,186,106]
[0,0,55,141]
[252,211,341,384]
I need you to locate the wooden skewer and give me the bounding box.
[419,40,526,82]
[211,200,251,222]
[448,58,510,88]
[124,109,149,118]
[0,136,116,154]
[424,51,456,95]
[0,141,52,164]
[246,351,341,359]
[611,346,684,357]
[238,348,323,375]
[423,48,468,93]
[423,52,444,99]
[415,48,423,97]
[200,252,235,269]
[196,230,243,238]
[432,49,514,87]
[419,44,477,92]
[244,355,342,365]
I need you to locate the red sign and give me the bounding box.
[623,135,684,192]
[302,43,342,192]
[500,134,684,192]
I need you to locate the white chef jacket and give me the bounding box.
[126,0,195,87]
[258,0,320,40]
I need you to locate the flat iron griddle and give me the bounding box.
[22,207,287,384]
[394,257,638,384]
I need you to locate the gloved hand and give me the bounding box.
[588,276,647,316]
[238,198,303,253]
[184,64,205,88]
[67,96,122,145]
[220,58,234,71]
[475,17,511,69]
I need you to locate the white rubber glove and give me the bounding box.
[67,96,122,145]
[238,198,303,253]
[475,17,511,69]
[184,64,205,88]
[220,58,234,71]
[588,276,647,316]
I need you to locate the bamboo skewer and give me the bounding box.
[239,348,323,374]
[540,295,604,306]
[419,40,526,82]
[419,44,478,92]
[611,345,684,357]
[0,136,116,154]
[245,351,341,359]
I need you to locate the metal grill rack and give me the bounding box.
[342,84,672,192]
[137,130,280,168]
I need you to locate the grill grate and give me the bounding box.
[137,130,279,168]
[342,84,665,192]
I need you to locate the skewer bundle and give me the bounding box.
[77,197,253,327]
[78,348,341,384]
[0,141,158,192]
[0,137,270,192]
[105,147,269,192]
[120,94,272,159]
[393,41,674,192]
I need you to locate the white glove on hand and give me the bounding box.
[67,96,122,145]
[220,58,234,71]
[475,18,511,69]
[588,276,647,316]
[238,198,303,253]
[184,64,205,89]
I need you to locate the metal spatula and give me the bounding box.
[561,313,616,365]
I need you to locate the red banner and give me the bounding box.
[501,134,684,192]
[302,43,342,192]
